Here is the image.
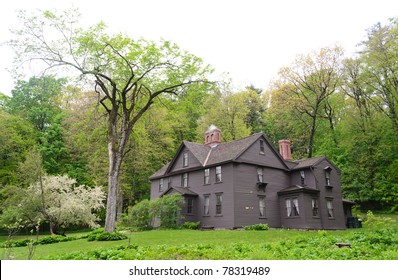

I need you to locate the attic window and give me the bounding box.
[183,152,188,167]
[260,140,265,154]
[324,167,332,187]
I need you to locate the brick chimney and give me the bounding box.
[205,125,221,147]
[279,139,292,160]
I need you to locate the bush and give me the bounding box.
[182,221,200,230]
[122,195,185,230]
[359,211,394,228]
[243,223,269,231]
[1,235,78,248]
[86,228,128,242]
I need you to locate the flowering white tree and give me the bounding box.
[27,175,105,235]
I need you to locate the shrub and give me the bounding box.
[243,223,269,231]
[86,228,128,241]
[182,221,200,230]
[360,210,394,228]
[1,235,78,248]
[122,195,185,230]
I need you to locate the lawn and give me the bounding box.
[1,212,397,260]
[1,226,397,260]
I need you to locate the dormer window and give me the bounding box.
[183,152,188,167]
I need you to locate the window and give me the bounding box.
[257,168,263,183]
[286,198,299,217]
[187,198,193,214]
[167,177,172,188]
[183,152,188,167]
[325,168,331,186]
[300,171,305,185]
[260,140,265,154]
[159,178,164,192]
[216,193,222,215]
[182,173,188,188]
[216,166,222,183]
[204,168,210,185]
[312,198,319,217]
[327,199,334,218]
[259,196,266,217]
[203,195,210,216]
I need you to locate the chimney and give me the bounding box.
[279,139,292,160]
[204,125,221,147]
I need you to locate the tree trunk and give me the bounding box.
[104,147,121,232]
[307,115,317,158]
[104,107,130,232]
[116,187,123,222]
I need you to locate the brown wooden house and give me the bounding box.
[150,125,352,229]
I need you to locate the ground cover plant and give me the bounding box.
[1,213,397,260]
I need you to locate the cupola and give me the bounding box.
[204,125,221,147]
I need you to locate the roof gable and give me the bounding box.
[234,133,289,169]
[150,132,291,179]
[165,141,209,174]
[291,156,341,173]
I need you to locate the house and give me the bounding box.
[150,125,352,230]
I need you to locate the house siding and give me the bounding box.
[149,132,350,230]
[168,148,202,173]
[233,163,288,228]
[236,139,287,170]
[313,160,346,229]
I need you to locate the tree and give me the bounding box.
[7,76,65,133]
[360,19,398,135]
[9,8,212,232]
[6,76,69,175]
[0,111,36,185]
[0,175,105,235]
[31,175,105,234]
[277,46,344,157]
[197,90,251,142]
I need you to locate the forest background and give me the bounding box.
[1,13,397,232]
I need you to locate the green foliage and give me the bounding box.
[85,228,127,242]
[2,235,78,248]
[0,112,36,185]
[123,195,185,230]
[182,221,200,230]
[359,211,394,228]
[243,223,269,231]
[45,227,398,260]
[122,200,154,230]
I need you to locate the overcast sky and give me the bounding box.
[1,0,397,95]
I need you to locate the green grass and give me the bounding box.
[0,227,391,260]
[1,212,397,260]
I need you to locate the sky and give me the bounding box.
[0,0,397,95]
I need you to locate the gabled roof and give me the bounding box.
[291,156,326,170]
[161,186,198,197]
[290,156,341,173]
[205,133,265,166]
[278,185,320,195]
[150,132,290,179]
